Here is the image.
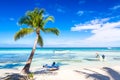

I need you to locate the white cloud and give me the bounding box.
[71,18,109,31]
[70,18,120,47]
[9,18,14,21]
[71,24,101,31]
[77,10,95,16]
[77,11,84,16]
[57,8,65,13]
[86,21,120,42]
[110,5,120,10]
[88,29,120,42]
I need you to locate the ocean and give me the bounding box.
[0,47,120,69]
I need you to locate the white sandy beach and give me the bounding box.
[0,64,120,80]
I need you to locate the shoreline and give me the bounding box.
[0,47,120,80]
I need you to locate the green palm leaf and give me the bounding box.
[14,28,34,41]
[19,8,45,28]
[43,28,59,36]
[37,35,43,47]
[19,16,33,27]
[44,16,54,22]
[40,16,54,28]
[38,8,44,19]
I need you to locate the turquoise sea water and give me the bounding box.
[0,47,120,69]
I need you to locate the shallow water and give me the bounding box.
[0,47,120,69]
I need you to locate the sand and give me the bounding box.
[0,65,120,80]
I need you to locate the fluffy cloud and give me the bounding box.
[86,21,120,42]
[71,24,101,31]
[110,5,120,10]
[71,18,120,46]
[71,18,109,31]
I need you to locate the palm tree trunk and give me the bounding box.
[21,34,39,74]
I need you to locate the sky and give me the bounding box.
[0,0,120,47]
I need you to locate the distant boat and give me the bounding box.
[54,50,70,54]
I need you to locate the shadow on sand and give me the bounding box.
[0,73,27,80]
[34,69,58,75]
[74,69,110,80]
[74,67,120,80]
[103,67,120,80]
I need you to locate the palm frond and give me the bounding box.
[40,16,54,28]
[19,8,44,28]
[43,28,59,36]
[37,35,43,47]
[39,9,44,17]
[14,28,34,41]
[18,16,33,27]
[45,16,54,22]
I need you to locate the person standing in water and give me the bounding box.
[96,52,102,61]
[102,54,105,61]
[96,53,100,58]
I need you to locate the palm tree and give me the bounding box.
[14,8,59,74]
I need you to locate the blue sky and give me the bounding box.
[0,0,120,47]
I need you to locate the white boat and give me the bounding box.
[54,50,70,54]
